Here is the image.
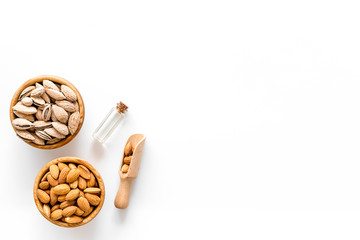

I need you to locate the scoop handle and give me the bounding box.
[114,178,133,209]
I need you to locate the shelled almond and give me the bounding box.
[122,142,133,173]
[12,80,81,145]
[37,162,102,224]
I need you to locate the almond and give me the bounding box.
[83,188,101,195]
[41,172,50,182]
[58,162,68,171]
[124,156,132,164]
[85,193,101,206]
[53,184,70,195]
[122,164,129,173]
[69,163,77,169]
[47,174,58,187]
[78,165,91,180]
[39,181,50,190]
[57,195,66,202]
[77,197,90,212]
[124,142,133,156]
[43,204,51,218]
[79,190,85,198]
[49,165,59,179]
[51,204,60,212]
[78,177,87,190]
[75,207,84,216]
[58,167,70,184]
[70,180,78,189]
[65,189,80,201]
[66,169,80,183]
[37,189,50,204]
[64,216,83,224]
[62,206,77,217]
[50,188,58,206]
[82,206,94,217]
[50,209,63,220]
[60,200,76,209]
[87,173,96,187]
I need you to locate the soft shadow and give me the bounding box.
[90,140,105,160]
[113,206,128,223]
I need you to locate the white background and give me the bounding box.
[0,0,360,239]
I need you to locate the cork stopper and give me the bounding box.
[116,101,128,114]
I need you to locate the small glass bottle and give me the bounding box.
[93,101,128,143]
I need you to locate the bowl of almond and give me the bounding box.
[33,157,105,227]
[10,75,85,149]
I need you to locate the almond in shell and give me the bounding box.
[12,103,37,115]
[18,86,35,100]
[61,85,77,102]
[21,97,33,106]
[16,130,35,142]
[45,88,66,100]
[12,118,34,130]
[55,100,76,112]
[52,122,69,135]
[44,128,66,139]
[13,111,35,122]
[43,80,60,91]
[52,105,68,124]
[68,111,80,135]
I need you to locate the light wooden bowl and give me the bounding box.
[10,75,85,149]
[33,157,105,227]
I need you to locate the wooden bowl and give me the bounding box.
[9,75,85,149]
[33,157,105,227]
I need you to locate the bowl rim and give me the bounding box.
[33,157,105,227]
[9,75,85,149]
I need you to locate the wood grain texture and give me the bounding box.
[10,75,85,149]
[34,157,105,227]
[114,134,146,209]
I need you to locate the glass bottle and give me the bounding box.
[93,101,128,143]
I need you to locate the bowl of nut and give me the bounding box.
[10,75,85,149]
[34,157,105,227]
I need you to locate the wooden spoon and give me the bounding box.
[114,134,146,209]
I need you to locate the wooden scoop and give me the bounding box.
[114,134,146,209]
